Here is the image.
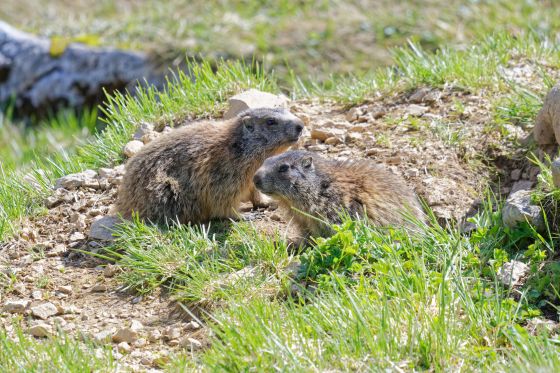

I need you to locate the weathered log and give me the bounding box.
[0,21,162,117]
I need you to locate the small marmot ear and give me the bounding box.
[301,156,313,169]
[241,116,254,132]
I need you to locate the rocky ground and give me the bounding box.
[0,81,550,370]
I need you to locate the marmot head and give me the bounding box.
[235,107,304,153]
[253,150,327,204]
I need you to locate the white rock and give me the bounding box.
[94,328,115,342]
[180,337,203,350]
[31,290,43,300]
[69,232,86,241]
[54,170,97,190]
[57,285,73,295]
[123,140,144,158]
[502,190,544,230]
[497,260,530,287]
[3,299,29,314]
[552,158,560,189]
[130,320,144,332]
[89,215,121,241]
[405,104,429,117]
[223,89,289,119]
[148,329,162,342]
[31,302,58,320]
[117,342,131,353]
[29,323,52,337]
[103,264,119,278]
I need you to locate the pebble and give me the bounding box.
[29,323,52,338]
[123,140,144,158]
[3,299,30,314]
[31,290,43,300]
[57,285,73,295]
[117,342,132,354]
[103,264,119,278]
[94,329,115,342]
[31,302,58,320]
[148,329,162,342]
[112,327,139,343]
[90,284,109,293]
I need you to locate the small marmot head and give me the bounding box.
[236,107,303,152]
[253,150,326,203]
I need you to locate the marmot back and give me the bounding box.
[116,108,303,224]
[253,150,425,237]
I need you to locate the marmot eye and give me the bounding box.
[266,118,277,126]
[278,164,289,173]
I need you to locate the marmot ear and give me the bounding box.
[301,156,313,169]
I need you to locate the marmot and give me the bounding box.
[253,150,425,238]
[116,107,304,224]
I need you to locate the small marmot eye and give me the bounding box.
[266,118,277,126]
[278,164,289,173]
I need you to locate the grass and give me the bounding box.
[4,0,560,84]
[2,28,560,371]
[0,327,115,372]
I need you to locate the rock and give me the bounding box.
[112,327,139,344]
[405,104,429,117]
[185,321,201,330]
[223,89,289,119]
[90,284,108,293]
[310,127,345,142]
[345,107,363,122]
[497,260,530,287]
[44,195,62,209]
[141,131,160,144]
[94,328,115,343]
[162,327,181,341]
[31,290,43,300]
[502,190,544,230]
[123,140,144,158]
[148,329,162,342]
[525,317,559,335]
[12,283,26,295]
[89,215,121,241]
[345,132,363,144]
[103,264,119,278]
[324,136,342,145]
[409,88,441,104]
[133,338,147,348]
[54,170,97,190]
[133,122,155,141]
[31,302,58,320]
[46,244,66,257]
[3,299,29,314]
[552,158,560,188]
[180,337,203,350]
[117,342,131,354]
[130,320,144,332]
[29,323,52,337]
[534,83,560,145]
[57,285,73,295]
[69,232,86,241]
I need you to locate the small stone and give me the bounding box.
[325,136,342,145]
[3,299,29,314]
[44,195,62,209]
[162,326,181,341]
[405,168,420,178]
[123,140,144,158]
[31,290,43,300]
[28,323,52,338]
[133,338,147,348]
[103,264,119,278]
[98,168,116,179]
[31,302,58,320]
[405,104,429,117]
[57,285,73,295]
[89,215,120,241]
[269,213,282,222]
[224,89,289,119]
[94,328,115,342]
[167,339,180,347]
[185,321,201,330]
[551,158,560,188]
[130,320,144,332]
[148,329,162,342]
[46,244,66,257]
[54,170,97,190]
[69,232,85,241]
[310,127,345,142]
[141,132,160,144]
[13,284,26,295]
[497,260,530,287]
[90,284,108,293]
[180,337,203,350]
[117,342,131,354]
[345,132,363,144]
[112,327,138,343]
[345,107,363,122]
[502,190,544,230]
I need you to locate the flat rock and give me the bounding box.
[405,104,429,117]
[123,140,144,158]
[3,299,29,314]
[94,328,115,342]
[112,327,139,344]
[31,302,58,320]
[534,83,560,145]
[132,122,155,141]
[224,89,289,119]
[497,260,530,287]
[310,126,345,142]
[89,215,121,241]
[54,170,97,190]
[502,190,544,230]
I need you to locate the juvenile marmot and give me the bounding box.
[253,150,425,238]
[116,108,304,224]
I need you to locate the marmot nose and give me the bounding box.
[295,124,303,134]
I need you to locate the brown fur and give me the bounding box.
[253,150,425,238]
[116,108,303,224]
